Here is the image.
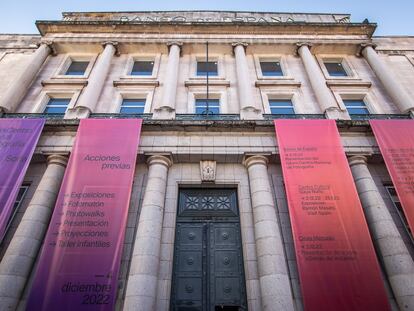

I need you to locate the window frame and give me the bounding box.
[196,61,219,77]
[119,98,147,115]
[317,56,357,80]
[194,98,221,115]
[333,91,380,118]
[123,54,161,79]
[54,54,96,78]
[342,99,370,116]
[4,184,30,238]
[34,90,80,116]
[385,185,413,239]
[189,55,225,80]
[254,55,292,80]
[115,91,153,114]
[268,99,296,115]
[43,98,72,115]
[188,91,228,114]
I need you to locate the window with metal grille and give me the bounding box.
[269,99,295,114]
[120,99,145,114]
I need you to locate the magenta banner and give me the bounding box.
[27,119,142,310]
[0,118,44,241]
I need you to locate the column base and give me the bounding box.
[324,107,348,120]
[152,107,175,120]
[240,107,262,120]
[65,106,91,119]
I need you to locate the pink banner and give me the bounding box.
[0,118,44,241]
[27,119,142,310]
[371,120,414,232]
[275,120,389,311]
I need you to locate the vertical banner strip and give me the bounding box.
[0,118,45,241]
[27,119,142,310]
[371,120,414,232]
[275,120,389,311]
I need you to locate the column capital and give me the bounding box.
[102,41,120,56]
[357,42,377,56]
[147,153,173,168]
[39,40,57,56]
[295,42,313,55]
[232,42,248,53]
[348,155,369,167]
[243,154,269,169]
[46,154,69,167]
[167,41,183,54]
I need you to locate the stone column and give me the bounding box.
[243,155,294,311]
[124,154,172,311]
[0,42,52,113]
[0,154,68,310]
[297,43,344,119]
[71,42,118,118]
[349,155,414,310]
[233,42,261,120]
[153,42,181,120]
[362,44,414,114]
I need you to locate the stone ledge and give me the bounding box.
[184,79,230,87]
[113,79,160,87]
[255,79,301,88]
[41,78,88,87]
[326,79,372,88]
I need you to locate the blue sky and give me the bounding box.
[0,0,413,35]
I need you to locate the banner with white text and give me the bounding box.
[275,119,389,311]
[0,118,44,241]
[27,119,142,311]
[371,120,414,232]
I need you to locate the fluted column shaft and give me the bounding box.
[297,44,341,118]
[349,155,414,310]
[154,43,181,119]
[124,155,172,311]
[74,42,117,116]
[362,45,414,113]
[0,154,68,310]
[0,43,51,112]
[244,155,294,311]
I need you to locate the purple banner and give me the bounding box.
[27,119,142,311]
[0,118,44,241]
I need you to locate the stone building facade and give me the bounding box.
[0,10,413,311]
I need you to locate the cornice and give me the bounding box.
[36,21,376,38]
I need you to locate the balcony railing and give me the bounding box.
[175,114,241,121]
[263,114,326,120]
[349,114,411,120]
[90,113,154,120]
[1,113,412,121]
[1,113,154,120]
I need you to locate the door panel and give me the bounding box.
[172,223,205,310]
[171,189,247,311]
[209,223,246,309]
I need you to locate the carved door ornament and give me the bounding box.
[200,160,216,182]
